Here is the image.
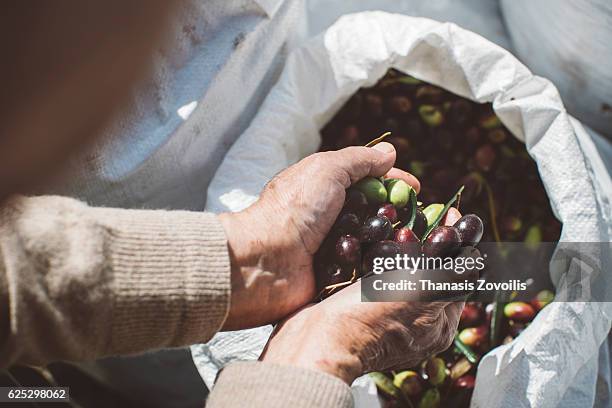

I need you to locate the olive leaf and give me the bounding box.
[404,187,418,230]
[421,185,465,242]
[453,336,479,364]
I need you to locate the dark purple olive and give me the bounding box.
[359,215,393,243]
[412,208,428,239]
[335,235,361,266]
[333,212,361,235]
[377,203,398,223]
[449,99,473,128]
[453,374,475,391]
[362,240,401,274]
[475,144,496,172]
[394,227,419,243]
[364,93,384,117]
[394,228,421,257]
[453,214,484,246]
[422,226,462,258]
[335,125,360,148]
[344,189,369,219]
[388,95,413,115]
[460,303,484,328]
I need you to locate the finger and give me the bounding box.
[442,207,462,226]
[383,167,421,193]
[330,143,396,186]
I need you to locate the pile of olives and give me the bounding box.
[318,69,561,406]
[372,291,553,408]
[320,69,562,244]
[315,172,483,297]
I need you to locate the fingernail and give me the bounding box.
[372,142,394,154]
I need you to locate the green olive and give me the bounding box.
[393,370,423,398]
[418,388,440,408]
[385,178,411,208]
[418,105,444,127]
[425,357,447,386]
[355,177,387,205]
[423,203,444,227]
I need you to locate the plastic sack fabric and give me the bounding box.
[194,12,612,407]
[500,0,612,140]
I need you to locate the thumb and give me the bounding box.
[330,142,396,187]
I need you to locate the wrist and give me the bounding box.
[261,307,363,384]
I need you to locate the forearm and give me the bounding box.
[0,195,230,367]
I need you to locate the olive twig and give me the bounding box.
[483,180,502,243]
[364,131,392,147]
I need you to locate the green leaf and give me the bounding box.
[453,336,479,364]
[489,299,504,347]
[405,188,418,230]
[421,185,465,242]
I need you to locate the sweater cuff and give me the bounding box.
[208,361,353,408]
[88,207,231,353]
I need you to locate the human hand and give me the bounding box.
[260,215,479,384]
[219,142,420,330]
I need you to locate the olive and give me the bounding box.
[478,113,501,129]
[336,125,360,148]
[388,95,413,114]
[333,212,361,235]
[501,215,523,234]
[386,136,411,159]
[487,129,507,144]
[362,240,401,274]
[475,144,496,172]
[453,374,475,391]
[423,203,444,227]
[393,370,423,398]
[335,235,361,266]
[524,225,542,249]
[412,208,428,239]
[459,303,484,328]
[395,227,419,244]
[418,105,444,127]
[359,216,393,243]
[422,226,462,258]
[355,177,387,205]
[458,326,488,348]
[531,290,554,310]
[415,85,445,103]
[364,93,384,117]
[503,302,535,322]
[385,178,411,208]
[377,203,398,223]
[425,357,447,386]
[344,189,369,219]
[449,99,473,128]
[418,388,440,408]
[454,214,484,246]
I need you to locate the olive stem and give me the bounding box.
[483,180,502,243]
[364,131,392,147]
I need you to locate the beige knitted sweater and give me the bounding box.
[0,195,352,407]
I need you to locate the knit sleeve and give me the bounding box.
[0,195,230,367]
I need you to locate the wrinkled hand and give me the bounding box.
[260,215,478,384]
[219,143,419,330]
